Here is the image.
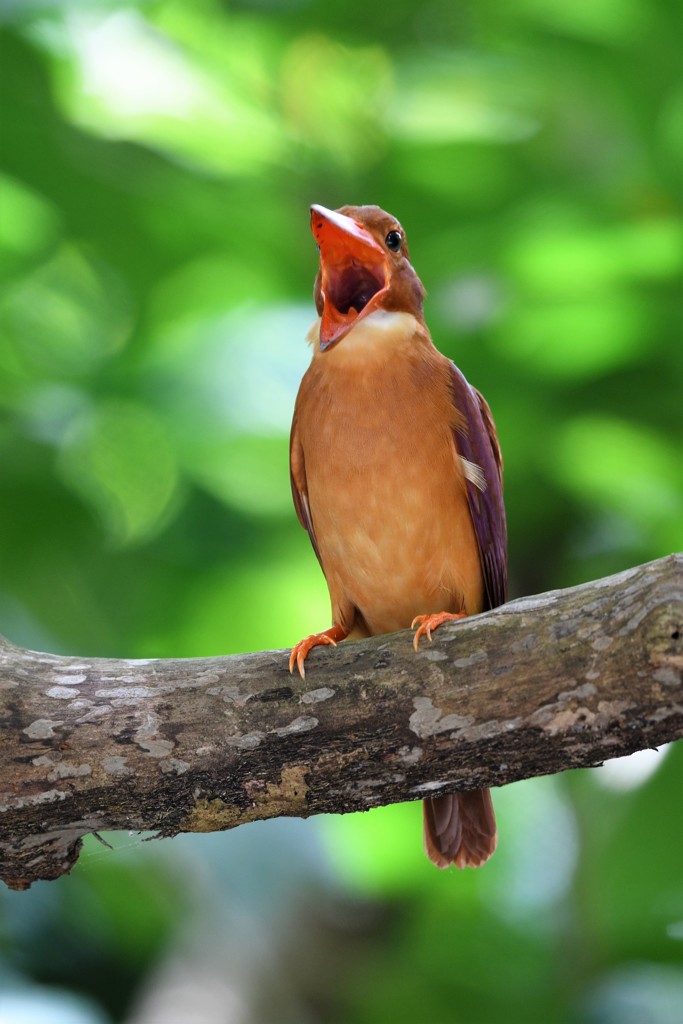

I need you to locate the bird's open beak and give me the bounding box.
[311,204,389,350]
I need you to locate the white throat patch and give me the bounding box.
[308,310,420,363]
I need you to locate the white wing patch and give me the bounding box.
[460,457,487,492]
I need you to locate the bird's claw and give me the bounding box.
[289,632,338,679]
[411,611,467,651]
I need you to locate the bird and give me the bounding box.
[289,204,507,869]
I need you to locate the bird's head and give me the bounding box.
[311,204,426,351]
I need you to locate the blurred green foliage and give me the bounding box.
[0,0,681,1021]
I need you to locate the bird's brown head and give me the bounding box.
[311,204,425,350]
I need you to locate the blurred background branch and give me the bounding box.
[2,554,681,892]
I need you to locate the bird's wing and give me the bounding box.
[449,364,508,610]
[290,411,323,567]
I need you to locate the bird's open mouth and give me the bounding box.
[325,262,385,316]
[311,205,389,349]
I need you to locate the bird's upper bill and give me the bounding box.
[311,204,390,350]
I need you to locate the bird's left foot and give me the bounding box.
[411,611,468,651]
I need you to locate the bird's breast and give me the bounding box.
[296,323,483,634]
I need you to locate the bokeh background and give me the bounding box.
[1,0,682,1021]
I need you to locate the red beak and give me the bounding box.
[311,204,389,350]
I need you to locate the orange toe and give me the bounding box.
[289,624,348,679]
[411,611,467,651]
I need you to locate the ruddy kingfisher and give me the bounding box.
[289,204,507,868]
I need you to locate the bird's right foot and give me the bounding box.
[289,624,348,679]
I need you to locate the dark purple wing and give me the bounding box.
[449,364,507,611]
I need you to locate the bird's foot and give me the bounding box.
[411,611,468,651]
[289,624,348,679]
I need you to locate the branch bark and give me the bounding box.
[1,554,681,890]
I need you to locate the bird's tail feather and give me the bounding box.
[423,790,497,869]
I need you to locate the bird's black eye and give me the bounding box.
[385,230,402,252]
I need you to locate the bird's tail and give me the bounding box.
[423,790,497,869]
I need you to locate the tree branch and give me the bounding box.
[1,554,681,889]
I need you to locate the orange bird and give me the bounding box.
[289,204,507,869]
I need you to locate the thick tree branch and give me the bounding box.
[1,554,681,890]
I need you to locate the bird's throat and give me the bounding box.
[310,310,421,363]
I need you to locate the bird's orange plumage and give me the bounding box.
[290,204,507,869]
